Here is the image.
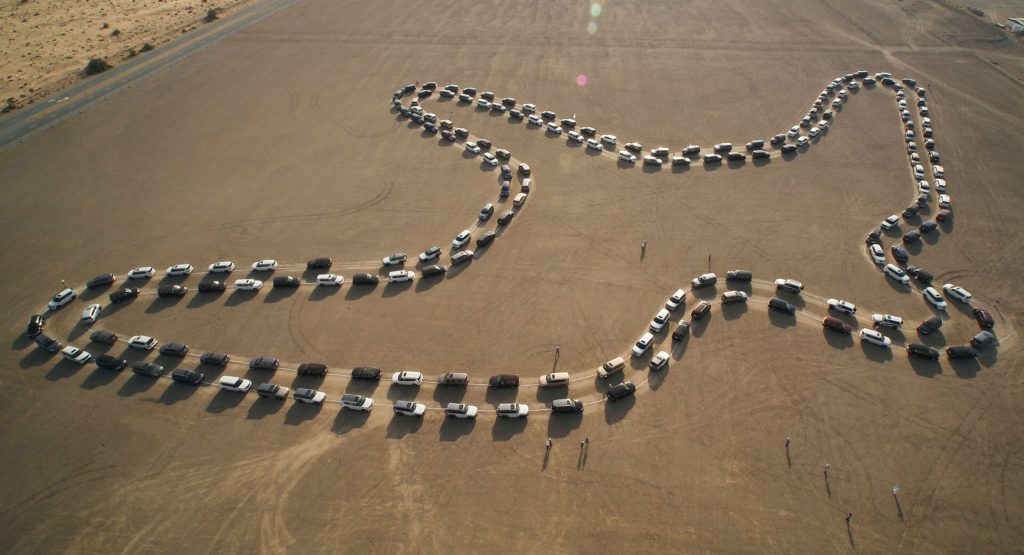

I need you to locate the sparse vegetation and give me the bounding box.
[83,58,112,76]
[139,42,154,53]
[204,8,222,22]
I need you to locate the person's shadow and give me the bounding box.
[577,442,589,470]
[542,447,551,471]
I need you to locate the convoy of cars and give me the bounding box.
[23,74,994,426]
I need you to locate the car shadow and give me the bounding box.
[671,164,691,174]
[381,280,413,298]
[117,374,160,397]
[691,314,711,337]
[387,415,424,439]
[333,409,370,434]
[145,296,183,314]
[345,379,380,395]
[648,364,668,392]
[415,275,444,292]
[308,285,340,301]
[207,389,246,413]
[691,285,717,301]
[245,396,286,419]
[224,290,259,307]
[547,412,582,438]
[616,160,635,170]
[187,289,223,309]
[439,417,476,442]
[263,287,296,304]
[156,382,201,404]
[768,310,797,329]
[80,367,121,390]
[722,302,748,321]
[345,283,378,300]
[641,164,663,173]
[977,348,998,369]
[79,285,112,301]
[491,417,528,441]
[752,157,771,168]
[604,396,635,424]
[432,386,465,404]
[535,387,566,403]
[949,357,980,379]
[386,383,420,402]
[908,355,941,378]
[484,387,519,404]
[44,360,85,380]
[283,401,323,425]
[19,347,56,369]
[822,329,854,349]
[861,342,894,363]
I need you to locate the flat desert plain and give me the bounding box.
[1,0,1023,553]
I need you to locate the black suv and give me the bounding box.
[249,356,280,372]
[297,362,328,377]
[86,273,116,289]
[273,276,300,288]
[476,231,496,248]
[672,320,691,340]
[907,343,939,360]
[906,266,933,284]
[90,329,118,345]
[157,284,188,297]
[768,296,796,314]
[488,374,520,388]
[946,345,977,360]
[421,265,447,278]
[159,342,190,357]
[890,245,909,264]
[726,270,752,281]
[607,382,637,402]
[919,220,938,234]
[197,281,226,293]
[916,317,942,336]
[109,287,140,303]
[95,354,127,371]
[351,366,382,381]
[199,351,230,366]
[131,361,165,378]
[551,398,584,414]
[35,335,62,353]
[171,368,204,385]
[902,230,921,244]
[352,273,379,286]
[306,257,333,270]
[497,211,515,226]
[26,315,45,337]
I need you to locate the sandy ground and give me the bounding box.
[0,0,1023,552]
[0,0,256,113]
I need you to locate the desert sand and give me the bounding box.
[0,0,256,112]
[0,0,1023,553]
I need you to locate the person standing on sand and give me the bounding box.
[785,437,791,447]
[846,513,852,524]
[824,464,831,475]
[545,438,552,450]
[892,484,900,496]
[641,240,647,254]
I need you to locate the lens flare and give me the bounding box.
[591,3,602,17]
[576,74,588,87]
[587,21,598,34]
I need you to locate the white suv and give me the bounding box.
[128,335,158,350]
[208,261,235,273]
[452,230,471,248]
[219,375,252,393]
[48,287,78,310]
[61,346,92,364]
[631,332,654,357]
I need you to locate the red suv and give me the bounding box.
[822,316,852,335]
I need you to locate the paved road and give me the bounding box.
[0,0,295,150]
